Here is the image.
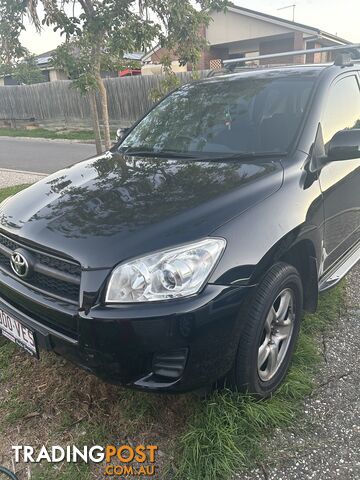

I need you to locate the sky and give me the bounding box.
[21,0,360,55]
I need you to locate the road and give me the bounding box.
[0,137,96,174]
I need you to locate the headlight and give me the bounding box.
[105,238,226,303]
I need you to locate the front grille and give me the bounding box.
[0,232,81,303]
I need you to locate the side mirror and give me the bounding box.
[327,129,360,161]
[116,127,130,143]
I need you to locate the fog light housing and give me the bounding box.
[152,348,188,379]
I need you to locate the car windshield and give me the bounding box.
[119,73,316,158]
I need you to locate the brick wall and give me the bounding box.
[259,33,305,65]
[199,46,229,70]
[150,47,179,65]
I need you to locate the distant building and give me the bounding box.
[141,5,351,72]
[0,50,68,86]
[0,51,143,86]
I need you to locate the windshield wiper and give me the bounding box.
[120,148,199,159]
[119,147,286,161]
[203,152,287,161]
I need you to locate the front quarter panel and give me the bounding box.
[210,151,324,285]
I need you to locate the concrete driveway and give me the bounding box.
[0,137,96,174]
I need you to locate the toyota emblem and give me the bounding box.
[10,250,30,278]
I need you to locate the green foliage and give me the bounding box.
[51,41,98,94]
[149,68,181,102]
[0,55,45,85]
[51,39,142,94]
[0,0,229,148]
[0,0,28,63]
[11,55,46,85]
[1,0,229,93]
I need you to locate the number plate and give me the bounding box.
[0,308,38,357]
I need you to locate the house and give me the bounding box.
[32,50,69,82]
[0,50,68,86]
[141,4,351,72]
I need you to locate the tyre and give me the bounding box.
[228,262,303,397]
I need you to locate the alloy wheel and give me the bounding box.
[257,288,295,382]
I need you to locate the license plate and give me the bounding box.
[0,308,38,357]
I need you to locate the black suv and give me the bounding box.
[0,58,359,397]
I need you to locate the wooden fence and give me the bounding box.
[0,71,210,130]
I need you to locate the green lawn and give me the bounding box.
[0,128,96,141]
[0,184,346,480]
[0,184,30,203]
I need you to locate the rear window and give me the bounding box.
[120,74,316,156]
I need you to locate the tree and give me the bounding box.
[0,0,228,151]
[51,38,143,153]
[0,0,27,64]
[0,54,46,87]
[51,40,105,153]
[11,55,46,84]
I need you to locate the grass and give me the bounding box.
[0,127,117,142]
[0,184,30,203]
[0,127,94,141]
[0,183,347,480]
[1,390,37,425]
[33,462,91,480]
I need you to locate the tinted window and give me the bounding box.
[120,75,315,156]
[322,75,360,148]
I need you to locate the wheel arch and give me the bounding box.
[250,227,320,313]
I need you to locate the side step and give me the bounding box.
[319,242,360,292]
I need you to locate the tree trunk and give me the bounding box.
[95,71,112,150]
[92,37,111,151]
[88,91,102,154]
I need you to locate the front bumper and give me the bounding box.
[0,283,256,392]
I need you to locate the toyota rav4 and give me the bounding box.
[0,52,359,397]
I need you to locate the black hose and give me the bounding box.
[0,466,18,480]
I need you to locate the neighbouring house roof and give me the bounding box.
[34,49,57,67]
[142,4,351,62]
[228,4,351,45]
[142,45,164,63]
[33,49,143,68]
[123,52,143,61]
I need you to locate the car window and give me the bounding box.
[119,75,316,157]
[322,75,360,149]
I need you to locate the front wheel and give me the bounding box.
[228,262,303,397]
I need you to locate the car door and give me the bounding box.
[318,73,360,272]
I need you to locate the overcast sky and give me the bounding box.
[21,0,360,55]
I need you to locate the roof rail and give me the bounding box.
[223,43,360,69]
